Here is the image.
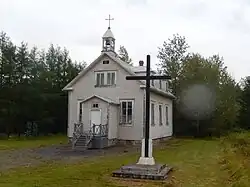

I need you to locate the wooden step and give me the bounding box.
[72,134,92,150]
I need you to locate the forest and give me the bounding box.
[0,31,249,137]
[0,32,85,137]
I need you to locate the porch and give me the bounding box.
[72,123,109,150]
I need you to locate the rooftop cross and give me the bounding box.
[105,14,114,29]
[126,55,171,162]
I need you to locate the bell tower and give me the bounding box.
[102,15,115,53]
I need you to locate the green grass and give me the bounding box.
[0,135,68,150]
[219,131,250,187]
[0,134,249,187]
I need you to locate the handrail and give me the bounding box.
[91,124,108,136]
[72,123,108,149]
[72,123,83,149]
[85,128,93,146]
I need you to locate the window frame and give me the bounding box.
[92,103,99,108]
[166,81,169,91]
[151,80,154,86]
[77,101,84,123]
[165,105,169,125]
[95,71,116,87]
[159,80,162,89]
[151,102,155,126]
[159,104,163,125]
[119,99,134,126]
[103,60,109,64]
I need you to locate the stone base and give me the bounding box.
[137,157,155,165]
[117,136,172,146]
[112,163,173,180]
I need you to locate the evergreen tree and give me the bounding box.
[0,31,84,136]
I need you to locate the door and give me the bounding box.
[90,109,101,135]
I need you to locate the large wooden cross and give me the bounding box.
[126,55,171,158]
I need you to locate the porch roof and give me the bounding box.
[82,95,119,105]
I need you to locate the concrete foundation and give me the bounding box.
[112,163,172,180]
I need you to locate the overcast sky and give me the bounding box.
[1,0,250,81]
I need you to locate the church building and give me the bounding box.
[62,22,175,149]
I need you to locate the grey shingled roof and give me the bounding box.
[103,28,115,38]
[62,52,175,99]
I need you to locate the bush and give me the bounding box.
[219,131,250,187]
[226,132,250,156]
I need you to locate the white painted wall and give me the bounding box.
[109,104,118,139]
[66,53,174,141]
[67,54,144,140]
[149,92,173,139]
[81,97,108,132]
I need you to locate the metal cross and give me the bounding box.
[105,14,114,29]
[126,55,171,158]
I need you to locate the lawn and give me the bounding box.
[0,134,249,187]
[0,135,68,150]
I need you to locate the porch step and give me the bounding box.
[74,146,88,151]
[73,135,90,150]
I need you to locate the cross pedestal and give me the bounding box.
[112,55,173,180]
[137,138,155,165]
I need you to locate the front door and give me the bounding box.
[90,109,101,135]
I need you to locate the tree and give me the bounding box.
[238,77,250,130]
[118,45,132,65]
[0,32,17,136]
[177,53,240,136]
[157,34,189,94]
[0,31,84,136]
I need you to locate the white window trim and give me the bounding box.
[166,81,169,91]
[92,103,99,108]
[77,100,84,123]
[159,80,162,89]
[165,104,169,126]
[159,103,163,126]
[151,101,155,126]
[151,80,154,86]
[95,71,117,87]
[119,99,134,126]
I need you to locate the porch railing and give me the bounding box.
[72,123,108,149]
[72,123,83,148]
[91,124,108,137]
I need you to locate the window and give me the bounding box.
[120,100,134,124]
[100,73,104,85]
[159,80,162,89]
[107,72,116,85]
[159,104,163,125]
[78,102,83,123]
[151,80,154,86]
[103,60,109,64]
[95,71,116,86]
[166,105,169,125]
[166,81,169,91]
[151,103,155,125]
[96,73,105,86]
[92,103,99,108]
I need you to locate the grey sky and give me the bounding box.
[1,0,250,81]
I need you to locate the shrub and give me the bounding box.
[219,131,250,187]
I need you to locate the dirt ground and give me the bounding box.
[0,144,141,172]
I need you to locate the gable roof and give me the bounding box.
[62,52,141,91]
[82,95,119,105]
[62,52,175,100]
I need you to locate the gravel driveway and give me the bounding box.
[0,144,140,172]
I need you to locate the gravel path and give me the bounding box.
[0,144,141,172]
